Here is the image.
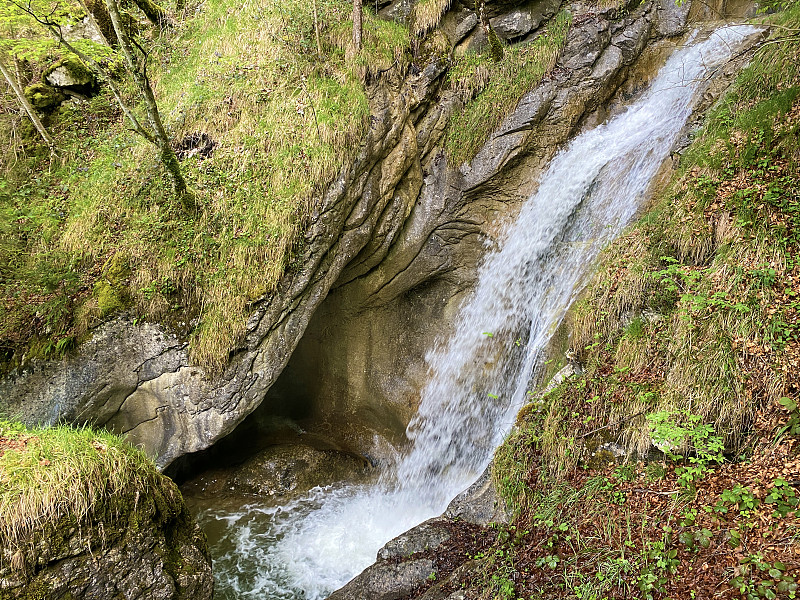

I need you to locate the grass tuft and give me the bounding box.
[445,10,571,166]
[410,0,452,38]
[0,420,166,549]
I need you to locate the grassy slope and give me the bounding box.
[0,0,573,376]
[474,5,800,600]
[0,0,408,373]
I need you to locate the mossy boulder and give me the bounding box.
[93,254,131,317]
[22,83,66,112]
[0,423,213,600]
[44,57,96,92]
[182,442,375,501]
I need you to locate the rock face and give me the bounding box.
[1,0,700,469]
[0,475,212,600]
[327,466,509,600]
[490,0,562,40]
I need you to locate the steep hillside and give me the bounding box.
[425,3,800,598]
[1,0,407,373]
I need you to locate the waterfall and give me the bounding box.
[194,24,759,600]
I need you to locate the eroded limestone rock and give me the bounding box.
[490,0,562,40]
[326,558,436,600]
[1,0,721,473]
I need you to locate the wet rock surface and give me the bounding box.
[325,466,508,600]
[1,0,726,473]
[181,441,375,501]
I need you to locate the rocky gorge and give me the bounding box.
[1,0,749,468]
[0,0,782,597]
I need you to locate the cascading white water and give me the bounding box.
[193,24,759,600]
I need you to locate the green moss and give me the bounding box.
[487,27,505,62]
[15,119,40,147]
[18,579,51,600]
[94,281,122,316]
[23,83,65,112]
[44,56,94,87]
[93,254,131,317]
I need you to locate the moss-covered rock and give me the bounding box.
[44,57,95,91]
[0,423,213,600]
[22,83,66,112]
[94,254,131,317]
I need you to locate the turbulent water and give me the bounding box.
[193,25,759,600]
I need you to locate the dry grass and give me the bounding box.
[410,0,452,38]
[0,421,165,549]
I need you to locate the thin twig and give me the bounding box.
[300,77,322,146]
[632,488,680,496]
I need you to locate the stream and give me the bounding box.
[187,24,759,600]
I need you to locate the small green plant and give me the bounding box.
[614,462,637,482]
[731,555,797,600]
[728,529,742,548]
[764,478,799,518]
[535,554,561,569]
[716,484,760,516]
[647,410,725,488]
[637,539,679,600]
[597,476,627,505]
[778,397,800,436]
[678,527,712,551]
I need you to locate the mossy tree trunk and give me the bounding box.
[0,58,56,153]
[77,0,113,46]
[104,0,193,209]
[83,0,118,44]
[131,0,172,29]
